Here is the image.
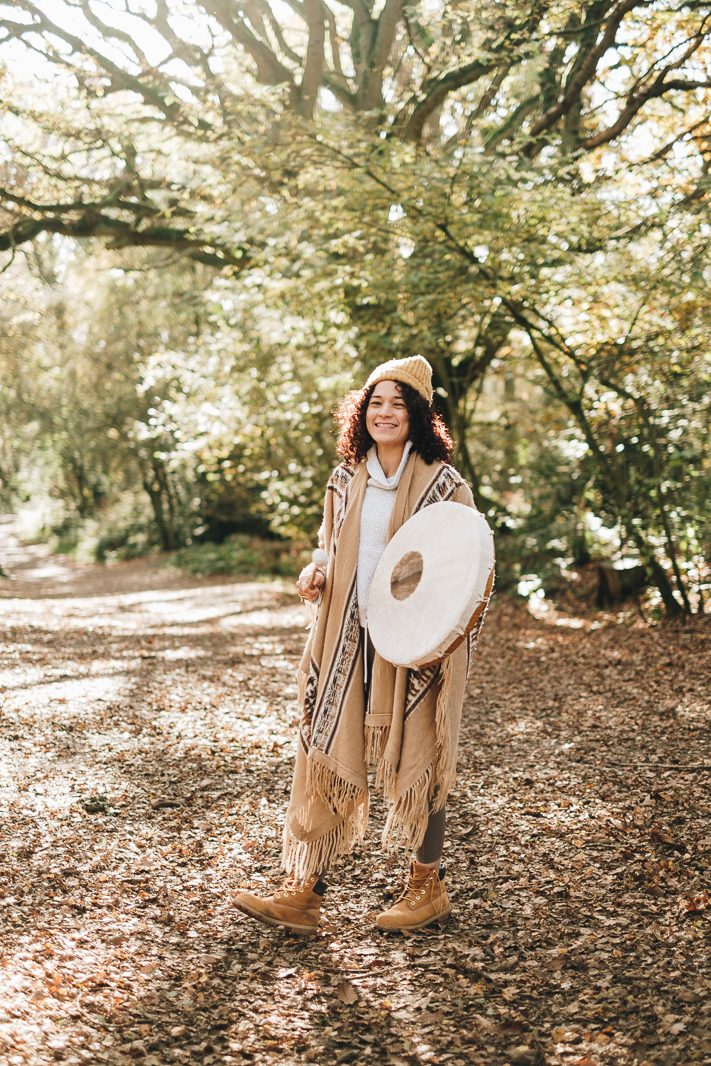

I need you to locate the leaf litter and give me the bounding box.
[0,520,709,1065]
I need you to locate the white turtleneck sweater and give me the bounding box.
[357,441,412,626]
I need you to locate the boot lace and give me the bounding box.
[398,867,442,911]
[274,877,314,900]
[274,878,301,899]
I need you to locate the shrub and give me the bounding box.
[169,533,309,579]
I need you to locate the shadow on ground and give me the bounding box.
[1,517,709,1065]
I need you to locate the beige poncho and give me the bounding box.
[282,449,488,882]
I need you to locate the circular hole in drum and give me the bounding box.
[391,550,424,601]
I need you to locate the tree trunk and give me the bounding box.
[141,456,181,552]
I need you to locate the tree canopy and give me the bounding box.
[1,0,709,614]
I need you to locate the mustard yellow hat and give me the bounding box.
[364,354,433,404]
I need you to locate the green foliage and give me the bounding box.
[170,534,308,579]
[0,1,708,613]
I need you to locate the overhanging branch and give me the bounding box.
[0,210,252,272]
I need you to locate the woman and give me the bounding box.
[234,355,485,935]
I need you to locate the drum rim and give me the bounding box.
[414,567,495,669]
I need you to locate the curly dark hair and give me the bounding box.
[336,381,453,466]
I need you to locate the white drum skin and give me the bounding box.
[367,501,495,669]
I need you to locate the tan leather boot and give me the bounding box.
[233,875,326,936]
[375,861,451,932]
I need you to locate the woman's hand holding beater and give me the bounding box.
[296,563,325,602]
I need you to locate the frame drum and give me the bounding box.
[367,501,494,669]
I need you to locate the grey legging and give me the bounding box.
[416,806,446,864]
[364,628,446,865]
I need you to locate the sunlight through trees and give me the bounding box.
[1,1,708,614]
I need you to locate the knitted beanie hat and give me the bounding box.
[364,354,433,404]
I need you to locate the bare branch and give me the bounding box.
[0,210,252,272]
[580,25,711,150]
[0,185,191,222]
[262,1,303,65]
[631,117,709,165]
[526,0,647,141]
[197,1,294,86]
[397,3,551,143]
[1,3,209,129]
[400,59,493,142]
[580,77,711,148]
[62,0,151,69]
[153,0,215,75]
[483,95,538,152]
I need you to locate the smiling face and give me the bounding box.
[365,380,410,450]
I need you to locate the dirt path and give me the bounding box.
[1,515,709,1066]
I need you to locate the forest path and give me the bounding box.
[0,516,708,1066]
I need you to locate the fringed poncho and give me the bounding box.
[282,449,488,882]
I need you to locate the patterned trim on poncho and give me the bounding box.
[282,453,493,882]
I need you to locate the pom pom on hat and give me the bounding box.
[364,354,433,404]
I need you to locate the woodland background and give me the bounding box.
[1,6,710,1066]
[1,0,709,607]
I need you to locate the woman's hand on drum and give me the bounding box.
[296,563,326,602]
